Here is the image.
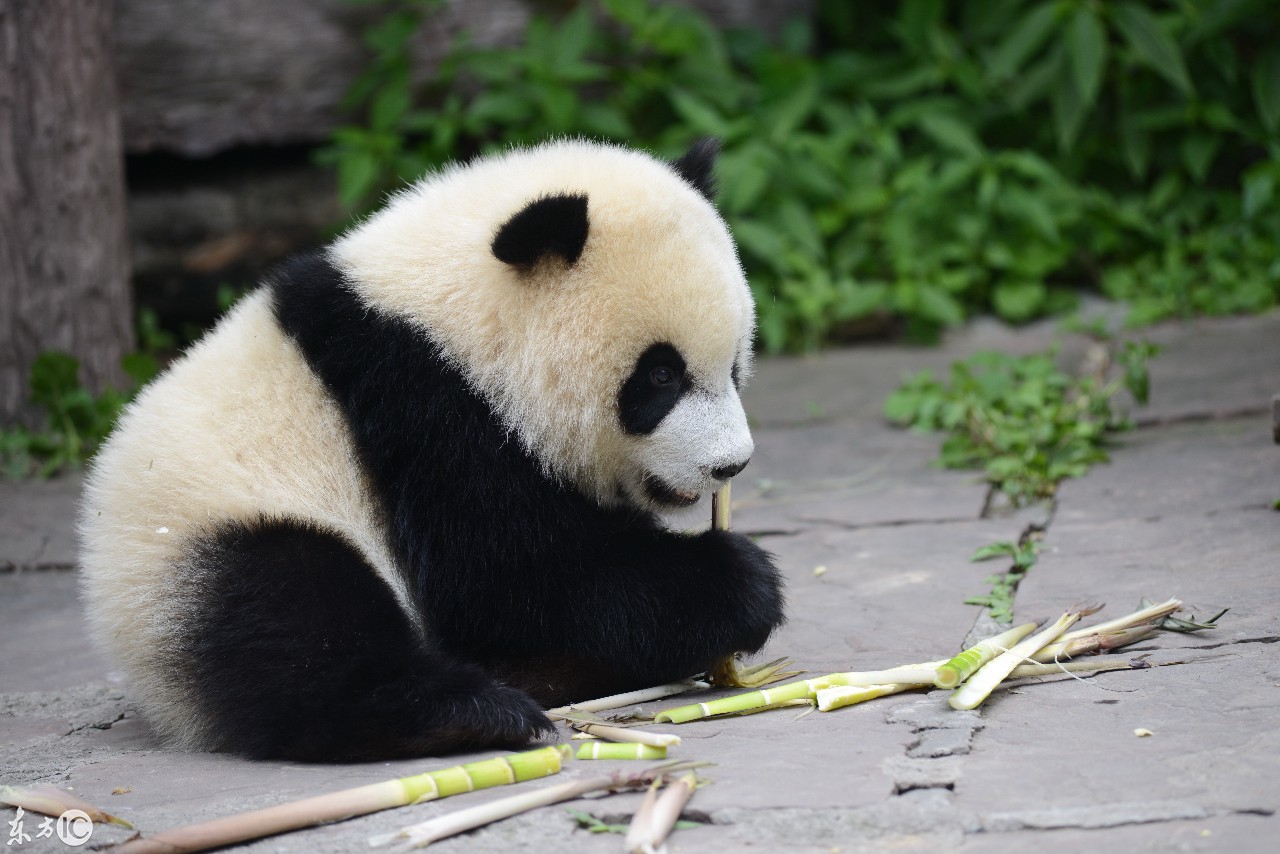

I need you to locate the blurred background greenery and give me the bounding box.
[323,0,1280,352]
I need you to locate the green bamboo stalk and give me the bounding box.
[576,743,668,760]
[113,746,567,854]
[934,622,1038,688]
[655,661,948,723]
[950,602,1102,711]
[370,762,705,850]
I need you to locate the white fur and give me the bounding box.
[333,138,756,508]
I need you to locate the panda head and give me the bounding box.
[332,139,756,513]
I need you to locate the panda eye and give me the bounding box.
[649,366,676,386]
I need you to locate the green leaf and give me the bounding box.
[1252,47,1280,133]
[1066,5,1107,108]
[1112,4,1194,97]
[985,2,1060,80]
[971,541,1018,562]
[121,352,158,388]
[916,285,966,327]
[915,112,985,159]
[28,352,80,410]
[1051,54,1087,151]
[1179,132,1220,183]
[993,280,1048,322]
[338,150,380,207]
[369,80,410,132]
[668,89,731,137]
[1117,105,1151,178]
[1242,164,1276,218]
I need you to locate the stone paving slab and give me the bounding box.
[3,309,1279,852]
[0,474,81,571]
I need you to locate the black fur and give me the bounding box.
[671,138,720,201]
[175,518,554,762]
[491,193,589,268]
[173,250,783,761]
[618,343,688,435]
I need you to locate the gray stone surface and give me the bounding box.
[2,309,1278,851]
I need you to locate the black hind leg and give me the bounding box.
[172,517,553,761]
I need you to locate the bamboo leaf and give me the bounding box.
[1112,4,1194,97]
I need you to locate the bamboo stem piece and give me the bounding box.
[114,746,567,854]
[1007,658,1153,679]
[1031,625,1155,662]
[642,772,699,851]
[551,679,709,715]
[934,622,1038,689]
[949,602,1102,711]
[1057,598,1181,643]
[712,482,732,531]
[371,763,703,850]
[567,721,680,747]
[0,785,132,828]
[655,661,948,723]
[815,683,918,712]
[623,780,663,854]
[576,743,667,760]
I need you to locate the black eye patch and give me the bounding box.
[618,343,688,435]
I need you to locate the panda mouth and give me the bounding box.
[642,474,701,508]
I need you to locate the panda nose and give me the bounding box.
[711,459,750,481]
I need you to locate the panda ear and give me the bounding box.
[671,137,720,202]
[491,193,590,269]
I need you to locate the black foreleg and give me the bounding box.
[447,526,786,706]
[172,518,552,761]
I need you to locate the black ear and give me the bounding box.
[492,193,590,268]
[671,137,720,202]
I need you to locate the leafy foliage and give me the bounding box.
[1,352,156,479]
[322,0,1280,353]
[965,538,1041,622]
[884,340,1157,506]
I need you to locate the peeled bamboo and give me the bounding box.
[114,746,567,854]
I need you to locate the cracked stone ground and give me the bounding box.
[2,312,1277,852]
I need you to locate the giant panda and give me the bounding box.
[79,138,785,762]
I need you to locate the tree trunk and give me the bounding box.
[0,0,133,429]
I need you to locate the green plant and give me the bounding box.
[884,340,1158,506]
[1,352,155,478]
[964,539,1041,622]
[322,0,1280,352]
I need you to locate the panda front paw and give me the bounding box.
[701,529,786,655]
[450,682,558,749]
